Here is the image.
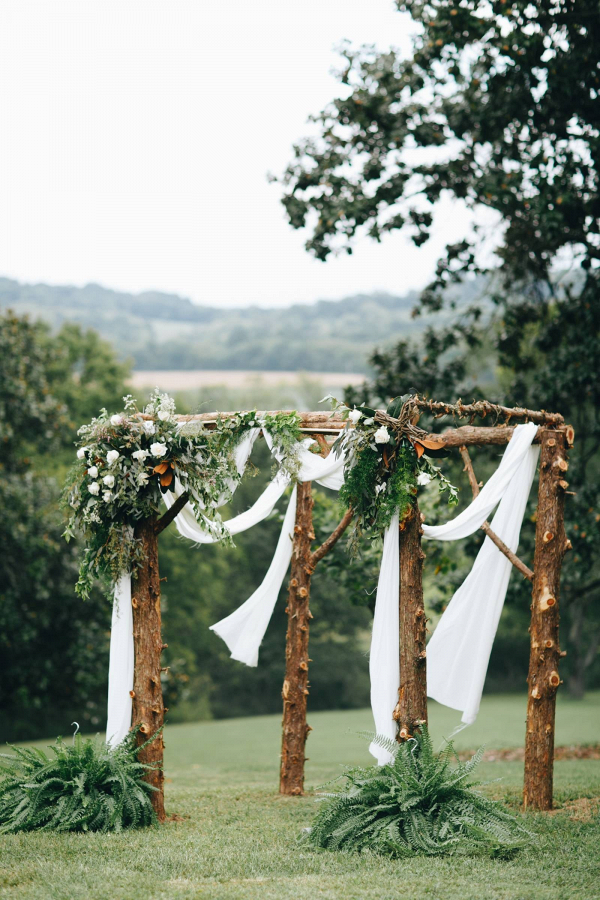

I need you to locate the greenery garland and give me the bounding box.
[62,392,303,598]
[328,394,458,553]
[306,727,532,858]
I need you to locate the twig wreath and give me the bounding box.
[62,391,303,598]
[328,393,458,552]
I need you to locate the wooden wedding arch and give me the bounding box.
[131,398,573,820]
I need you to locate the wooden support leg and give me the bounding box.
[523,429,569,811]
[280,481,314,795]
[394,500,428,741]
[131,515,166,822]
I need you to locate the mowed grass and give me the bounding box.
[1,693,599,900]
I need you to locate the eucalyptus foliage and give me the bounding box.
[0,732,157,833]
[307,727,532,858]
[63,392,303,597]
[330,395,457,551]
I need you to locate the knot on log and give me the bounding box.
[539,587,556,611]
[290,578,298,588]
[543,531,554,543]
[549,671,560,688]
[139,722,150,734]
[299,661,309,671]
[298,587,308,598]
[129,690,136,698]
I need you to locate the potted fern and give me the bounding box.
[307,728,532,858]
[0,730,158,833]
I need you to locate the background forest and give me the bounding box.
[1,0,599,744]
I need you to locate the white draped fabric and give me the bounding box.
[106,426,344,744]
[106,574,134,747]
[425,426,539,726]
[369,423,538,762]
[106,420,539,757]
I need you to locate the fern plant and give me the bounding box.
[307,727,532,858]
[0,731,157,833]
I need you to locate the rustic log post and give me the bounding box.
[394,499,428,741]
[280,480,315,795]
[523,428,569,811]
[131,515,166,822]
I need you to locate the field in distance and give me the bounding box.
[130,369,365,391]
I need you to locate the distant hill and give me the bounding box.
[0,278,464,373]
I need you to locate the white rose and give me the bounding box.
[76,446,88,459]
[106,450,120,465]
[150,442,167,458]
[110,414,124,426]
[103,474,115,488]
[375,482,387,494]
[137,472,150,485]
[348,408,362,425]
[364,417,375,426]
[417,472,432,486]
[374,426,390,444]
[102,490,113,502]
[132,449,149,462]
[87,465,99,479]
[88,482,100,496]
[157,409,171,421]
[143,421,156,435]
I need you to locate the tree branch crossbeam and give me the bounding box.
[459,447,534,582]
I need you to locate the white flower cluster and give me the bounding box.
[143,390,176,423]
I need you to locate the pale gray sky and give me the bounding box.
[0,0,477,308]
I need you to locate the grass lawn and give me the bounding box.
[1,692,599,900]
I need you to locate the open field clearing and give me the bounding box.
[2,694,599,900]
[129,370,366,392]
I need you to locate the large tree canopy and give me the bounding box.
[281,0,600,695]
[279,0,599,290]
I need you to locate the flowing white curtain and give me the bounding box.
[106,420,539,754]
[426,428,539,725]
[370,423,539,762]
[106,427,344,743]
[106,574,134,747]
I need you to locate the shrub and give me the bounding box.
[0,731,157,833]
[307,727,532,858]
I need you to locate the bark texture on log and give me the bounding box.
[394,501,428,741]
[280,481,314,795]
[172,414,570,446]
[415,397,564,425]
[131,516,166,822]
[523,429,569,811]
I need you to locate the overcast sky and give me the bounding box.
[0,1,476,308]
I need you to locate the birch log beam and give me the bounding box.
[523,429,569,811]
